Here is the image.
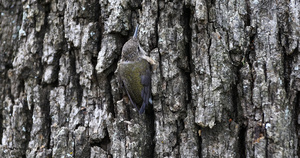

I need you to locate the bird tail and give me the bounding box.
[139,102,147,114]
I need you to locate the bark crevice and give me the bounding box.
[0,0,299,157]
[295,91,300,157]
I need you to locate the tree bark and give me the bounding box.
[0,0,299,157]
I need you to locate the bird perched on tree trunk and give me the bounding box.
[117,25,156,114]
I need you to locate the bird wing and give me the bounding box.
[118,60,151,114]
[118,62,139,110]
[139,67,151,114]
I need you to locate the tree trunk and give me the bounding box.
[0,0,299,157]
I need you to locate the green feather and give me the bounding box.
[119,59,150,107]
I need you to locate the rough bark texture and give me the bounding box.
[0,0,299,157]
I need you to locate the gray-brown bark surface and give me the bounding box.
[0,0,299,157]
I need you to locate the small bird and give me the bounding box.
[117,25,156,114]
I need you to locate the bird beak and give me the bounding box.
[133,24,139,39]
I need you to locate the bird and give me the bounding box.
[117,25,156,114]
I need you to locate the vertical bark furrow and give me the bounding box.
[0,0,299,157]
